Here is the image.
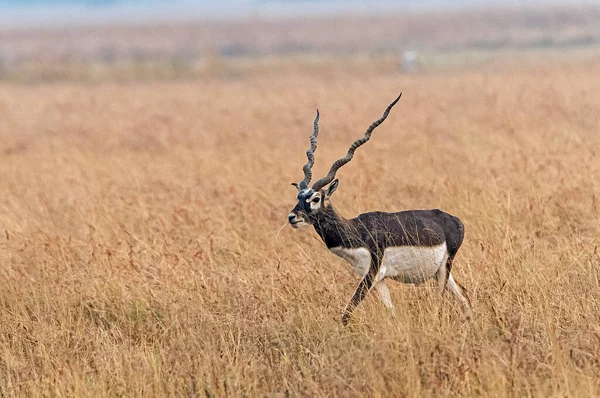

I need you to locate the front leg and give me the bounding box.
[342,254,384,325]
[374,281,394,310]
[342,271,376,325]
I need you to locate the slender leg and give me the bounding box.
[342,263,386,325]
[342,272,375,325]
[446,273,473,320]
[374,281,393,308]
[435,254,450,295]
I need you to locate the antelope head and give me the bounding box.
[288,93,402,228]
[287,110,338,228]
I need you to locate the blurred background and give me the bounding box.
[3,3,600,395]
[1,0,600,82]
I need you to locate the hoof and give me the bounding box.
[341,314,350,326]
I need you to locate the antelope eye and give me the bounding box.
[312,197,321,203]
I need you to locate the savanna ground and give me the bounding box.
[1,51,600,396]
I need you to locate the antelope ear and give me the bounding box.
[325,179,339,198]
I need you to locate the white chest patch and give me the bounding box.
[330,247,371,277]
[381,242,448,284]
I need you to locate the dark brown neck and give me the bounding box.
[311,204,356,249]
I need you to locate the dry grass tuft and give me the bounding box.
[1,61,600,396]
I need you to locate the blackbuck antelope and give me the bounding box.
[288,94,472,325]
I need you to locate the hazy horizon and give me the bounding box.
[1,0,596,29]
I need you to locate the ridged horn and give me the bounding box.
[312,93,401,191]
[297,110,320,190]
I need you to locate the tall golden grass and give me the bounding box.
[1,60,600,396]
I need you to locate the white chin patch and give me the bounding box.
[290,221,307,229]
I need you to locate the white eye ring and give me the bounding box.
[312,196,321,203]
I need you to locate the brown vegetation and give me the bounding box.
[1,59,600,396]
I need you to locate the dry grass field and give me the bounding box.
[1,59,600,396]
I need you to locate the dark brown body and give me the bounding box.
[301,204,467,323]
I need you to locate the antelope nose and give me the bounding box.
[288,213,297,223]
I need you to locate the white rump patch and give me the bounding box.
[330,247,371,277]
[381,242,448,284]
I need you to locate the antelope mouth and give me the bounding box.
[289,220,302,228]
[289,218,308,228]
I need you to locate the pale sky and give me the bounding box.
[0,0,590,29]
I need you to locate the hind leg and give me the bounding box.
[447,273,473,321]
[435,253,450,295]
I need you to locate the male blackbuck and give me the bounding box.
[288,94,472,325]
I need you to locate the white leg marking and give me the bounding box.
[374,281,393,309]
[374,265,387,284]
[447,273,473,320]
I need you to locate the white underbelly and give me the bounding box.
[381,243,448,284]
[330,246,371,277]
[330,243,448,284]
